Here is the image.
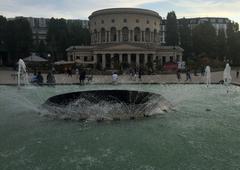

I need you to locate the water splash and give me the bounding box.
[17,59,29,88]
[205,65,211,86]
[223,63,232,85]
[42,90,172,121]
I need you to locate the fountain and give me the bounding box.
[223,63,232,85]
[43,90,172,121]
[205,65,211,86]
[0,84,240,169]
[17,58,29,88]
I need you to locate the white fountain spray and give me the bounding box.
[17,58,29,89]
[205,65,211,86]
[223,63,232,85]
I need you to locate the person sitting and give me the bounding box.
[31,72,38,83]
[36,72,43,85]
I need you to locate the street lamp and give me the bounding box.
[47,53,51,71]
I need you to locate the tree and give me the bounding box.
[5,17,32,64]
[178,18,193,61]
[227,32,240,65]
[67,22,91,46]
[192,22,217,58]
[216,29,227,61]
[166,11,179,46]
[47,18,69,61]
[38,40,47,57]
[0,16,7,46]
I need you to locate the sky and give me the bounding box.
[0,0,239,24]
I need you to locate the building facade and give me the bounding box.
[8,17,89,45]
[66,8,183,69]
[160,17,230,45]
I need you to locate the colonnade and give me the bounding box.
[91,28,160,44]
[94,53,157,69]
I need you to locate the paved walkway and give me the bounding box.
[0,70,240,85]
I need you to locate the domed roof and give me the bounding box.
[89,8,161,19]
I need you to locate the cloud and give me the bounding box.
[0,0,164,19]
[0,0,239,24]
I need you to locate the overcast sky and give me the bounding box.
[0,0,239,24]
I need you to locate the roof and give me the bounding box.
[89,8,161,19]
[23,54,48,62]
[54,60,75,65]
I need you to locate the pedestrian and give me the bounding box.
[36,71,43,85]
[138,67,143,81]
[185,69,191,81]
[176,69,181,81]
[112,72,118,84]
[47,72,56,85]
[79,69,86,85]
[236,69,239,78]
[75,68,79,79]
[67,68,72,77]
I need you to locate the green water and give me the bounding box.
[1,84,240,170]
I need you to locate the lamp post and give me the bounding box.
[47,53,51,71]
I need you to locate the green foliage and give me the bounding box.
[216,29,227,60]
[192,22,217,58]
[166,11,179,46]
[227,32,240,65]
[179,18,193,61]
[47,18,69,61]
[5,17,32,64]
[47,18,91,61]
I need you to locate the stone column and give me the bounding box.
[127,54,131,65]
[93,54,97,68]
[102,54,106,69]
[144,53,148,64]
[140,30,142,42]
[119,30,122,42]
[110,53,114,69]
[119,54,123,63]
[136,54,140,66]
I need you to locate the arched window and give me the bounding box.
[153,29,157,42]
[101,28,106,42]
[134,27,140,42]
[122,27,129,42]
[110,27,117,42]
[145,28,150,42]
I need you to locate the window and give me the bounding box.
[146,20,149,24]
[101,28,106,42]
[111,19,115,23]
[122,27,129,42]
[136,19,139,23]
[101,20,104,24]
[145,28,150,42]
[123,19,127,23]
[134,27,140,42]
[110,27,117,42]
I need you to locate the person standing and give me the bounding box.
[176,69,181,82]
[236,69,239,78]
[112,72,118,84]
[79,69,86,85]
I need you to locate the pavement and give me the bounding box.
[0,69,240,85]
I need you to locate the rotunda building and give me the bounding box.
[66,8,183,70]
